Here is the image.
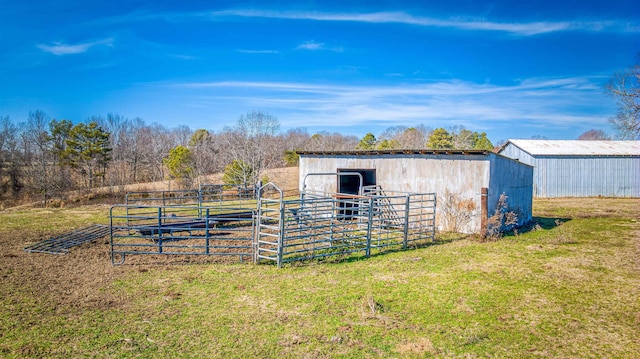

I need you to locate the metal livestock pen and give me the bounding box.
[109,181,436,266]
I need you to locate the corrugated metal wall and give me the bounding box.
[499,143,534,166]
[533,156,640,197]
[500,143,640,197]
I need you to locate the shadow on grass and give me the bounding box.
[501,216,571,238]
[112,219,574,268]
[300,234,468,266]
[531,217,571,230]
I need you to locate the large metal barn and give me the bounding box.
[498,140,640,198]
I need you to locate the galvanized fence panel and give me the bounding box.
[368,193,411,251]
[364,187,436,249]
[125,185,258,222]
[405,192,437,245]
[256,189,436,267]
[24,224,111,254]
[110,204,255,265]
[281,195,371,265]
[199,184,258,203]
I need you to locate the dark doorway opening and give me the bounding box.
[337,169,376,218]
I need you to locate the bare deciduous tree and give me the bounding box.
[304,131,358,151]
[0,116,21,197]
[189,129,221,184]
[577,129,611,140]
[220,111,280,187]
[378,125,430,149]
[22,111,56,203]
[605,58,640,140]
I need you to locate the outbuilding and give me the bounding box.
[498,140,640,198]
[298,150,533,234]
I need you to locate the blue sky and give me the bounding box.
[1,0,638,142]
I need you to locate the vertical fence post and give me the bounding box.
[330,199,336,243]
[162,191,166,218]
[125,193,130,226]
[481,188,488,236]
[251,209,258,264]
[253,183,261,264]
[366,198,373,258]
[403,195,411,249]
[198,188,203,218]
[109,206,115,263]
[277,202,285,268]
[431,194,437,240]
[253,200,258,265]
[157,207,163,254]
[205,208,210,255]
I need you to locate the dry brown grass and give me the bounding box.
[0,219,128,314]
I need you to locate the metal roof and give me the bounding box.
[502,140,640,156]
[297,149,490,156]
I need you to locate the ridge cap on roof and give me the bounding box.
[501,139,640,156]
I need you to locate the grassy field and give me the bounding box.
[0,198,638,358]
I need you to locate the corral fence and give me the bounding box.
[124,184,257,223]
[255,183,436,267]
[111,184,259,265]
[110,182,436,266]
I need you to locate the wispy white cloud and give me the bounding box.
[296,40,323,50]
[237,49,280,54]
[205,10,638,35]
[37,38,114,55]
[171,75,612,134]
[98,8,638,36]
[295,40,343,52]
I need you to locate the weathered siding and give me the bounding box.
[301,154,489,194]
[299,153,532,234]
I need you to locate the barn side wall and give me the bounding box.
[532,156,640,198]
[498,143,534,166]
[488,153,533,227]
[299,154,492,234]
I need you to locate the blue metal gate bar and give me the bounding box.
[109,204,256,265]
[24,224,110,255]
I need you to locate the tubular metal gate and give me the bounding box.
[110,186,258,265]
[256,184,436,267]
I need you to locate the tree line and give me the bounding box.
[0,110,359,203]
[0,109,503,203]
[353,126,494,151]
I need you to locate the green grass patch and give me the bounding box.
[0,198,638,357]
